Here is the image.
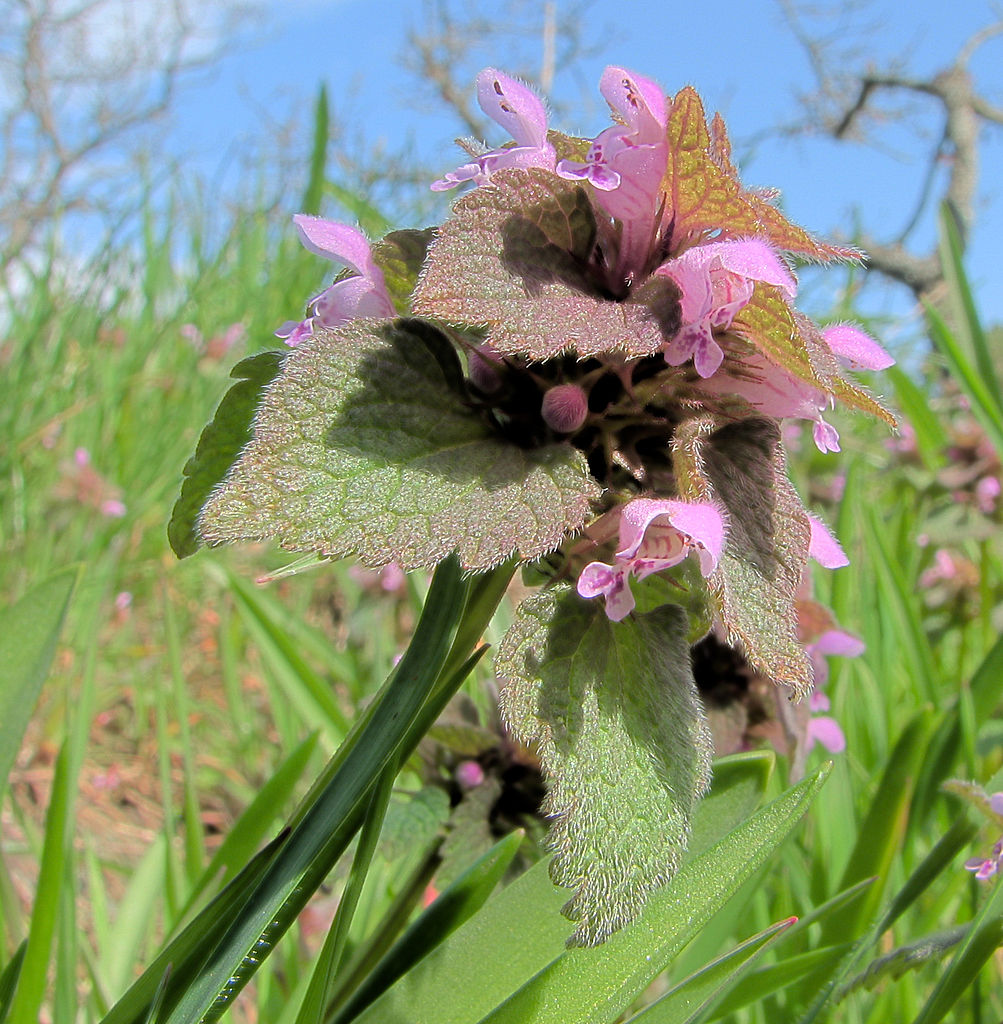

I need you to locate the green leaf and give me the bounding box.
[624,918,795,1024]
[497,589,713,945]
[674,417,813,697]
[479,764,830,1024]
[0,568,76,799]
[330,830,525,1024]
[199,318,599,571]
[414,168,681,360]
[686,749,775,859]
[371,228,436,313]
[351,857,568,1024]
[168,350,285,558]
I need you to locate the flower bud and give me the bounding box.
[541,383,588,433]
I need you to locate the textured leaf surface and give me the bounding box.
[414,168,681,360]
[674,416,813,697]
[665,88,858,262]
[200,318,600,570]
[371,228,436,312]
[497,588,713,945]
[169,350,285,558]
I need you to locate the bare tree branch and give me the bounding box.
[780,2,1003,306]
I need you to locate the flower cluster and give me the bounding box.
[271,67,892,639]
[183,65,896,944]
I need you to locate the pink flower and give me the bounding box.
[577,498,726,621]
[697,322,893,452]
[965,794,1003,880]
[659,239,797,378]
[976,475,1001,514]
[432,69,555,191]
[805,692,846,754]
[275,218,394,346]
[557,66,668,289]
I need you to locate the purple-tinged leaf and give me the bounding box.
[498,589,713,946]
[674,416,814,698]
[414,168,681,360]
[199,318,600,571]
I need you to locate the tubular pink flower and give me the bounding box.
[698,354,841,452]
[557,66,669,289]
[431,69,556,191]
[577,498,726,621]
[275,217,394,346]
[660,239,797,378]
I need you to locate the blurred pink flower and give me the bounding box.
[965,793,1003,880]
[975,475,1001,514]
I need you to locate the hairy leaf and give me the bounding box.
[371,227,436,312]
[199,318,600,570]
[497,588,713,945]
[169,350,285,558]
[665,87,859,262]
[674,416,813,697]
[414,167,681,360]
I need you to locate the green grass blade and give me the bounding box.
[819,710,934,945]
[937,204,1003,417]
[140,556,471,1023]
[885,365,947,466]
[100,835,287,1024]
[6,742,73,1024]
[331,830,525,1024]
[708,880,873,1020]
[797,811,979,1023]
[910,877,1003,1024]
[713,946,853,1022]
[0,943,26,1023]
[686,750,775,859]
[925,302,1003,456]
[0,568,77,798]
[294,763,396,1024]
[624,918,795,1024]
[912,634,1003,823]
[301,85,330,216]
[225,570,350,740]
[180,732,320,915]
[477,765,830,1024]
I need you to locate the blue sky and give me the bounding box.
[165,0,1003,332]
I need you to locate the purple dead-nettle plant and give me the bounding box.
[169,66,895,945]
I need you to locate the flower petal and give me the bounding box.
[808,513,849,569]
[823,324,895,371]
[292,216,380,279]
[476,68,549,149]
